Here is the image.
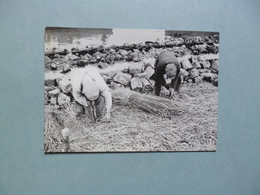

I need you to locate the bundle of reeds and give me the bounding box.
[44,112,64,153]
[111,88,186,118]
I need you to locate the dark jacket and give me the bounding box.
[150,51,181,93]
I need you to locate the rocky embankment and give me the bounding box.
[45,35,219,107]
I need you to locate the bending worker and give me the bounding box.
[71,67,112,121]
[150,51,181,98]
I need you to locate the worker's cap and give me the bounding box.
[165,63,177,79]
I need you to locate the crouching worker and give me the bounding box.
[71,67,112,122]
[150,51,181,99]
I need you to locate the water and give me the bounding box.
[45,27,166,52]
[45,27,219,54]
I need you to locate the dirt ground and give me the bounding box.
[44,82,218,153]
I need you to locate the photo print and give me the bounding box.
[44,27,219,153]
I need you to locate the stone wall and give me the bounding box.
[44,35,219,107]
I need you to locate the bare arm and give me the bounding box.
[100,89,112,121]
[169,75,181,99]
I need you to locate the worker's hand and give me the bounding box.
[97,113,111,123]
[104,112,111,122]
[169,88,176,99]
[165,83,170,90]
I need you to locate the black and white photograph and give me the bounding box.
[44,27,219,153]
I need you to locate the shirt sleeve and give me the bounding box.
[100,88,112,113]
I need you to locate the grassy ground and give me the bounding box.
[44,82,217,153]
